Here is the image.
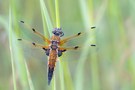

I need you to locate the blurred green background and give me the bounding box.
[0,0,135,90]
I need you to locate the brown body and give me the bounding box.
[48,35,60,69]
[48,50,57,68]
[51,35,60,41]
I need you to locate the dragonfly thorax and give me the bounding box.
[51,40,58,45]
[51,45,58,50]
[50,40,58,50]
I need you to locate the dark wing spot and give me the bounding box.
[32,42,36,46]
[17,39,22,41]
[77,32,81,36]
[32,28,36,32]
[91,44,96,46]
[42,48,46,50]
[91,26,96,29]
[74,46,79,49]
[20,21,24,23]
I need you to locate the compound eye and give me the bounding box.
[55,31,60,36]
[59,31,62,34]
[52,30,55,34]
[60,32,64,37]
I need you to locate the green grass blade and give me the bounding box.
[25,61,35,90]
[55,0,60,28]
[54,0,65,90]
[58,62,65,90]
[9,0,35,89]
[40,0,53,36]
[75,0,100,90]
[9,8,17,90]
[62,60,74,90]
[75,0,91,90]
[39,0,56,89]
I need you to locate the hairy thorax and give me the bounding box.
[51,35,60,42]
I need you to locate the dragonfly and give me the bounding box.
[18,21,96,85]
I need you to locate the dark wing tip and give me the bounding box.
[32,42,36,45]
[74,46,79,49]
[77,32,81,36]
[20,21,24,23]
[91,26,96,29]
[48,80,51,85]
[17,39,22,41]
[91,44,96,46]
[32,28,36,32]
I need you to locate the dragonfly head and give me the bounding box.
[52,28,64,37]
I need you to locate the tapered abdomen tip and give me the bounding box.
[48,80,51,85]
[20,20,24,23]
[48,67,54,85]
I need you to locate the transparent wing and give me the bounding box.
[17,38,49,62]
[59,26,96,45]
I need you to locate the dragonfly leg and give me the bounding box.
[58,50,62,57]
[57,50,66,57]
[42,48,50,56]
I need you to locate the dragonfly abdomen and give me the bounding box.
[48,67,54,85]
[48,50,57,85]
[47,35,61,85]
